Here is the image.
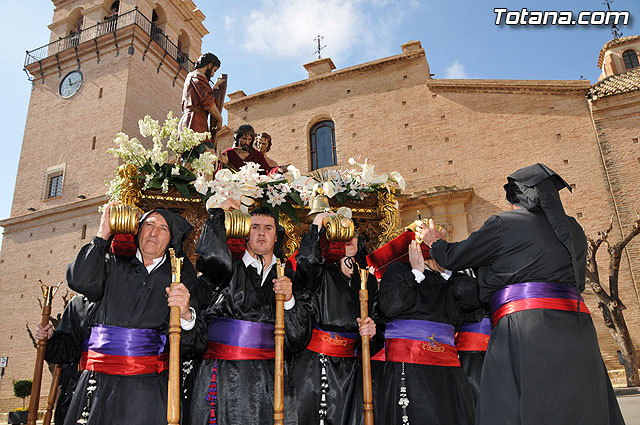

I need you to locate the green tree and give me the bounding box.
[13,379,32,409]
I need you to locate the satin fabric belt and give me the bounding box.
[384,320,460,367]
[371,348,386,361]
[490,282,590,327]
[79,338,89,371]
[204,317,275,360]
[86,324,168,376]
[306,327,358,358]
[455,318,491,352]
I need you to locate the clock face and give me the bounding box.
[59,70,83,98]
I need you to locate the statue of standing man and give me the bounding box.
[178,53,226,150]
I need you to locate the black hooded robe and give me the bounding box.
[291,225,381,425]
[64,209,205,425]
[42,295,92,424]
[188,208,309,425]
[376,262,478,425]
[429,164,625,425]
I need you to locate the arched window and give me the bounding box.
[310,120,337,170]
[151,5,167,49]
[177,31,190,65]
[622,49,639,70]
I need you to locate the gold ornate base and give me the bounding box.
[130,188,402,262]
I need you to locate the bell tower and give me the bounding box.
[0,0,207,410]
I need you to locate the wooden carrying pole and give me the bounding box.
[42,364,62,425]
[273,259,286,425]
[167,249,183,425]
[27,281,61,425]
[359,268,374,425]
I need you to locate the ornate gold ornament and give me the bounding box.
[322,215,354,242]
[224,210,251,239]
[376,187,403,247]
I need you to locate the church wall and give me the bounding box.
[589,92,640,363]
[224,50,639,369]
[12,47,127,217]
[0,202,102,410]
[122,36,185,141]
[0,19,188,411]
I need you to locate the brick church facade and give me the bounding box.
[0,0,639,411]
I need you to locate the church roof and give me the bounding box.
[598,35,640,68]
[588,68,640,100]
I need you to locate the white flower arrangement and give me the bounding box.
[195,158,405,223]
[106,113,214,202]
[104,114,405,221]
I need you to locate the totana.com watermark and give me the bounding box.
[494,8,630,26]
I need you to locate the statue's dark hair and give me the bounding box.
[194,53,220,71]
[233,124,256,147]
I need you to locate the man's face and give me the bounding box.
[138,212,171,262]
[204,64,218,80]
[344,235,358,257]
[238,133,254,151]
[247,215,277,257]
[254,137,269,153]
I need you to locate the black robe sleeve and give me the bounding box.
[196,208,233,288]
[284,289,314,354]
[446,272,482,315]
[179,258,209,357]
[377,262,422,320]
[66,236,110,302]
[44,295,91,364]
[294,224,325,294]
[430,214,505,271]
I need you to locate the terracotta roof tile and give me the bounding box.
[588,68,640,99]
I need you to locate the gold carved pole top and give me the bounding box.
[376,187,403,248]
[40,280,61,307]
[279,212,301,259]
[119,163,143,206]
[108,164,144,235]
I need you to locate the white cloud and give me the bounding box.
[236,0,403,64]
[444,61,469,79]
[224,15,233,32]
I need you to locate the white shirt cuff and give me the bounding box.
[411,269,425,283]
[180,307,197,330]
[284,295,296,310]
[440,270,453,281]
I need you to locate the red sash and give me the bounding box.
[203,343,275,360]
[386,338,460,367]
[306,328,357,358]
[86,352,168,375]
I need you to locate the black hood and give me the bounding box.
[138,208,193,257]
[503,163,580,289]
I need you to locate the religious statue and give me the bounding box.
[218,125,280,174]
[177,53,227,150]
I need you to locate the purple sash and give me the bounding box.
[86,324,168,375]
[490,282,589,326]
[385,319,455,346]
[204,317,275,360]
[88,324,166,356]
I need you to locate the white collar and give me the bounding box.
[242,251,277,285]
[136,249,166,273]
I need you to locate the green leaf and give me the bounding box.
[148,179,162,189]
[287,191,304,206]
[173,181,191,198]
[279,202,300,225]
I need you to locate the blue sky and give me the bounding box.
[1,0,639,245]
